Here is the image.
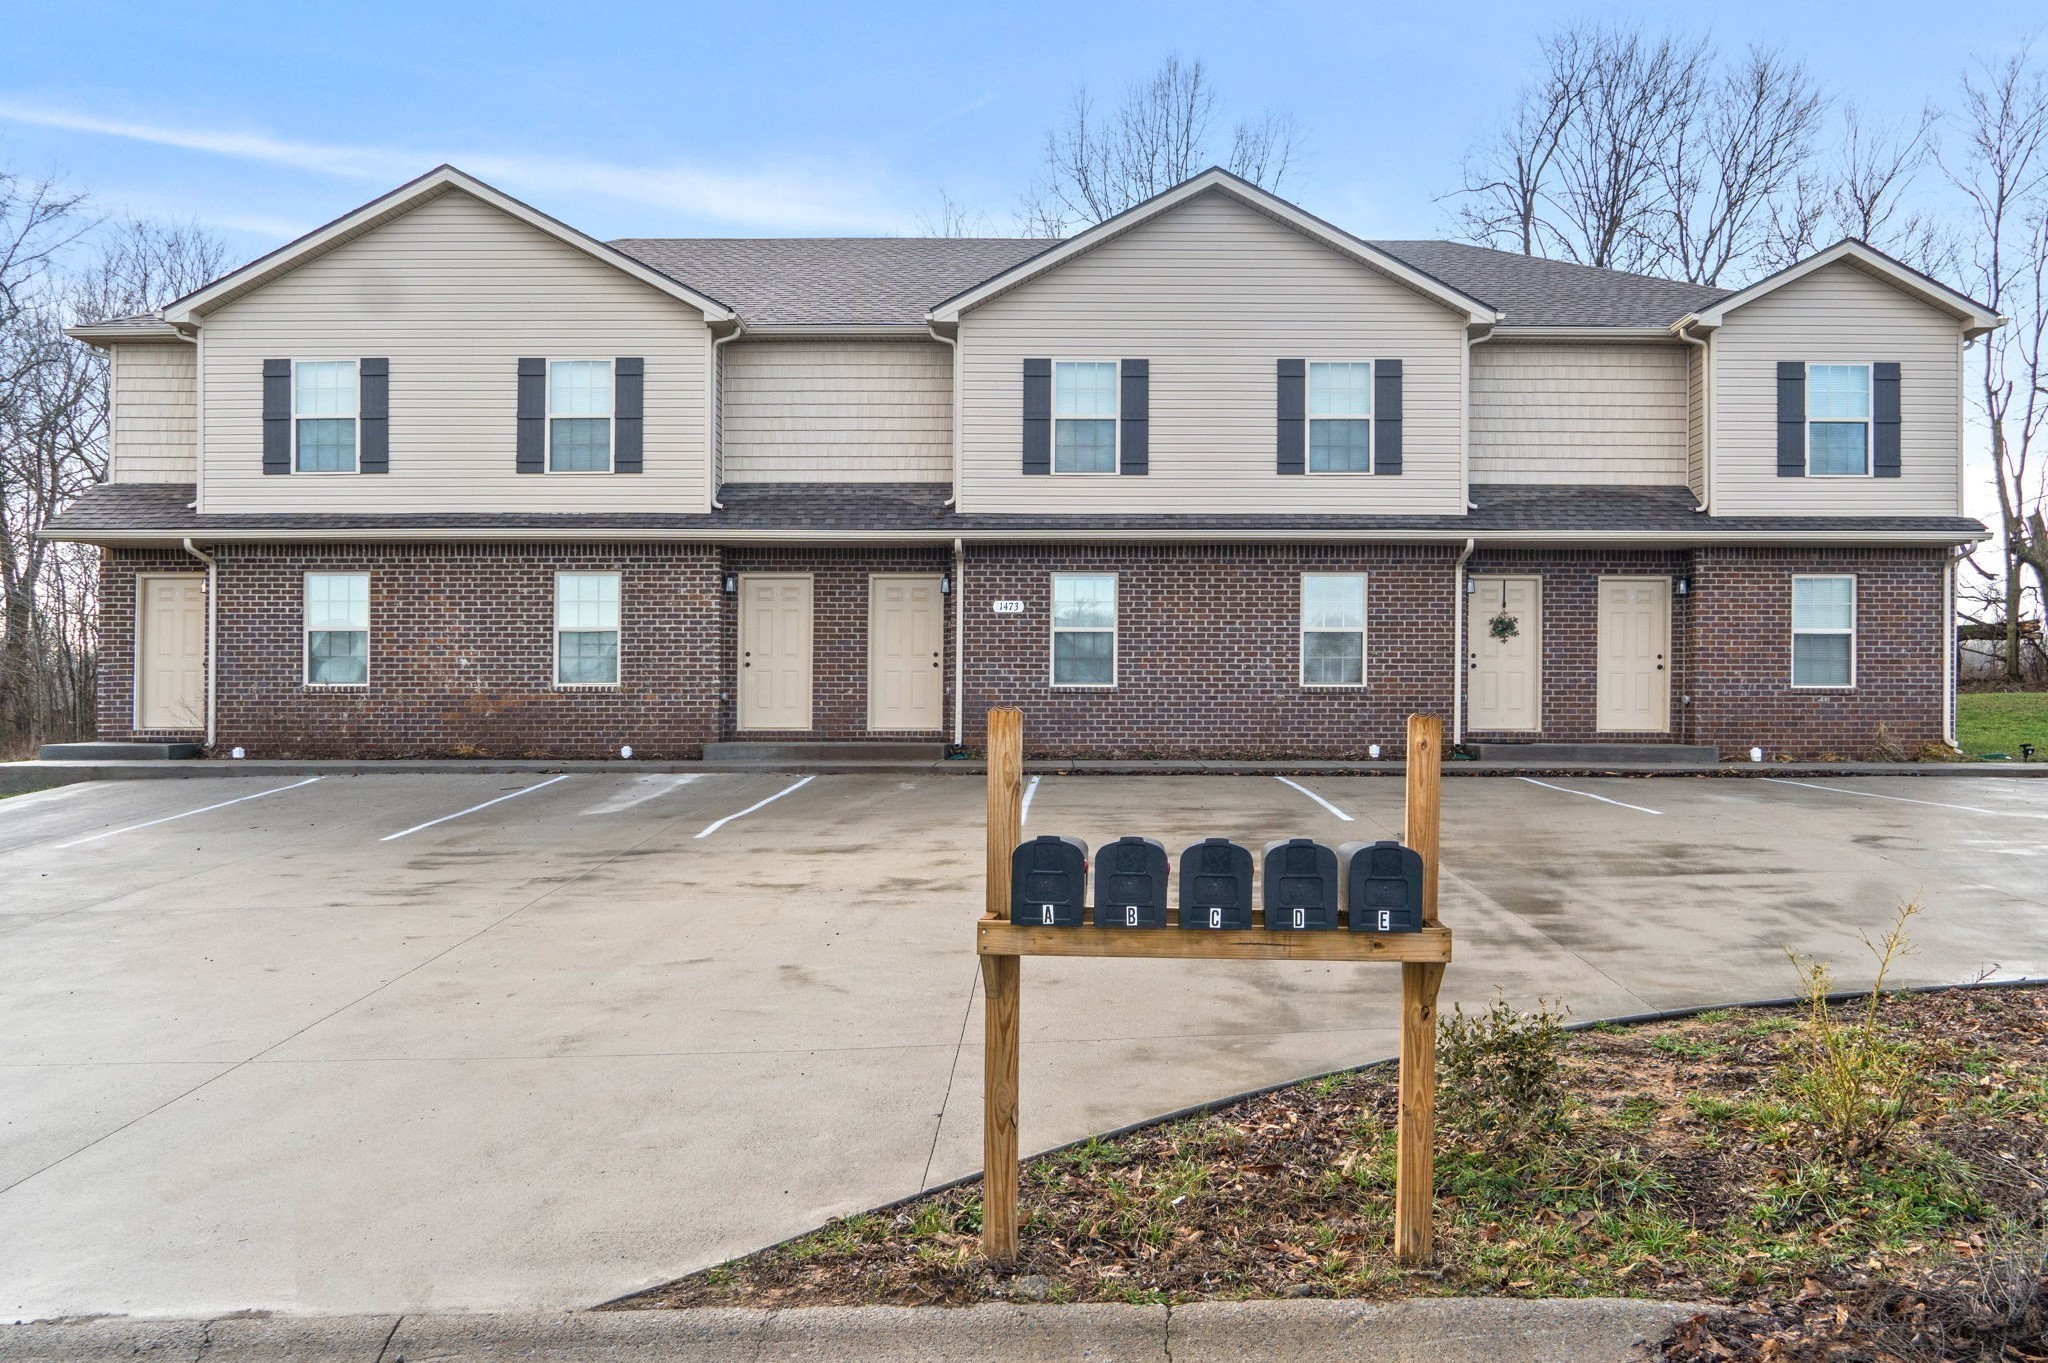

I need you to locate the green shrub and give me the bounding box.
[1437,996,1568,1145]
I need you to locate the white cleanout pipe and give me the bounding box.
[1452,537,1476,746]
[929,324,959,508]
[180,537,217,751]
[952,536,965,748]
[707,322,744,511]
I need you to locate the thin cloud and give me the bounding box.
[0,100,916,233]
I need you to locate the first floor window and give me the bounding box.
[1308,362,1371,472]
[1051,572,1116,686]
[1792,575,1855,687]
[304,572,369,684]
[1301,573,1367,685]
[549,360,613,472]
[295,360,358,472]
[1053,361,1118,473]
[1807,363,1871,476]
[556,571,621,684]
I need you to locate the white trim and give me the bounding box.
[1049,571,1117,688]
[163,167,735,325]
[302,570,371,688]
[1790,573,1857,689]
[1050,360,1120,475]
[544,358,616,474]
[554,569,623,688]
[927,169,1500,327]
[1299,571,1368,688]
[1680,239,2002,338]
[1304,360,1375,475]
[132,571,207,732]
[290,358,360,474]
[1802,361,1875,478]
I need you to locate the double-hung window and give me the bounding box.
[1791,575,1855,687]
[294,361,358,472]
[1308,362,1371,472]
[1053,362,1118,473]
[304,572,369,685]
[1806,364,1871,476]
[1300,573,1367,686]
[1050,573,1116,686]
[555,571,621,685]
[549,360,614,472]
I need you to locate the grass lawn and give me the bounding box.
[1957,692,2048,758]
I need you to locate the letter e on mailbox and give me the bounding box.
[1339,839,1424,933]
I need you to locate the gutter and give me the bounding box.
[707,321,744,511]
[927,323,959,508]
[1673,318,1712,514]
[180,538,217,751]
[1451,538,1476,745]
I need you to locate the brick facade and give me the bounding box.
[96,540,1951,761]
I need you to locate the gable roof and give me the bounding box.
[1677,239,2003,338]
[924,168,1502,327]
[160,165,737,326]
[1366,240,1730,329]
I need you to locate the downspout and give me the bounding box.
[1676,320,1711,514]
[952,536,966,748]
[1944,551,1959,749]
[707,321,744,511]
[181,538,217,751]
[928,322,959,508]
[1452,537,1476,746]
[1462,325,1498,509]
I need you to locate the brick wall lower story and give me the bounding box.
[96,541,1954,761]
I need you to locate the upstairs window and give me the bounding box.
[1791,575,1855,687]
[1806,364,1870,476]
[549,360,614,472]
[304,572,369,685]
[1053,361,1118,473]
[555,572,621,685]
[294,361,358,472]
[1050,573,1117,686]
[1308,362,1372,472]
[1301,573,1367,686]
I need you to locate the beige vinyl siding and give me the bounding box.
[956,190,1466,514]
[1686,341,1706,499]
[109,341,199,483]
[198,189,709,514]
[1711,260,1964,515]
[722,337,951,483]
[1469,340,1687,485]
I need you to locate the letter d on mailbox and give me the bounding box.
[1339,840,1424,933]
[1263,838,1339,930]
[1095,836,1168,928]
[1178,838,1253,930]
[1010,835,1088,926]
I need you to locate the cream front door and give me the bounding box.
[739,575,813,731]
[1467,575,1541,732]
[138,574,206,731]
[1597,576,1672,733]
[867,575,943,732]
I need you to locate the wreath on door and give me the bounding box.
[1488,610,1520,641]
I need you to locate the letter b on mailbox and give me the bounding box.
[1010,835,1088,926]
[1340,840,1424,933]
[1178,838,1253,930]
[1095,836,1168,928]
[1263,838,1339,930]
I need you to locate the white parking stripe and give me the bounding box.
[1275,776,1353,822]
[1761,777,2048,818]
[1518,776,1663,815]
[379,774,572,841]
[695,775,815,839]
[52,777,326,849]
[1020,775,1041,825]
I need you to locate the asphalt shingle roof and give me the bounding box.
[1366,241,1732,328]
[44,481,1984,541]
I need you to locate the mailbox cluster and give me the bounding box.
[1009,834,1425,933]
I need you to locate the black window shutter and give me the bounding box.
[1776,361,1806,477]
[517,358,545,474]
[1374,359,1403,475]
[1872,361,1901,478]
[262,359,291,475]
[358,358,389,473]
[1119,358,1149,475]
[614,357,644,473]
[1022,358,1051,475]
[1276,358,1305,474]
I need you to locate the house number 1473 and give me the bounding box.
[991,600,1025,614]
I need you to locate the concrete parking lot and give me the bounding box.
[3,767,2047,1319]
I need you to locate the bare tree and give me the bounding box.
[1017,55,1299,236]
[1766,106,1946,271]
[1452,25,1596,255]
[915,190,996,239]
[1943,44,2048,682]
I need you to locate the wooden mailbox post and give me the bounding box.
[976,709,1451,1267]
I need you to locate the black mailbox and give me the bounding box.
[1262,838,1339,930]
[1178,838,1253,930]
[1340,839,1425,933]
[1011,835,1089,926]
[1094,836,1169,928]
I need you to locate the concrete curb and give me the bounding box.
[0,1298,1704,1361]
[5,756,2045,797]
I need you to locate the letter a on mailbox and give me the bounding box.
[1010,835,1088,926]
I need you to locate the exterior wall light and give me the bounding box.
[1675,575,1692,597]
[940,572,952,595]
[723,574,737,595]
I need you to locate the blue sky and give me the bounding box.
[1,0,2037,261]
